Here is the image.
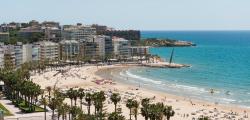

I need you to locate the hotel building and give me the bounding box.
[59,40,79,61]
[112,37,131,59]
[38,41,59,62]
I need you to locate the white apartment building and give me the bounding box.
[38,41,59,62]
[94,36,106,57]
[3,45,16,68]
[32,44,40,61]
[22,44,32,63]
[62,25,96,41]
[112,37,131,59]
[14,43,23,68]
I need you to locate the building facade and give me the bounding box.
[0,32,9,42]
[62,25,96,41]
[32,44,40,61]
[59,40,79,61]
[14,43,23,68]
[130,46,150,56]
[112,37,130,59]
[38,41,59,62]
[22,44,33,63]
[3,45,16,69]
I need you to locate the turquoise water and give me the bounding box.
[124,31,250,107]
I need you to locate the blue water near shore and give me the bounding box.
[124,31,250,107]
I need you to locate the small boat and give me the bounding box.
[169,48,174,64]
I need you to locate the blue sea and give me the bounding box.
[122,31,250,107]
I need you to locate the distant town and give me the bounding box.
[0,20,150,69]
[0,20,196,70]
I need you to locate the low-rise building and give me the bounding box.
[62,25,96,41]
[130,46,150,56]
[112,37,130,59]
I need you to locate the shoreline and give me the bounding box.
[31,65,250,119]
[95,66,250,110]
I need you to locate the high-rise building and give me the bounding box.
[38,41,59,62]
[22,44,33,63]
[59,40,79,61]
[82,37,99,59]
[3,45,16,68]
[112,37,131,59]
[32,44,40,61]
[94,35,113,58]
[14,42,23,68]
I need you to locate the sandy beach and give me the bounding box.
[31,65,250,120]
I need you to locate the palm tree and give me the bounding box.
[57,103,68,120]
[46,86,52,103]
[85,93,92,115]
[198,116,209,120]
[78,88,85,110]
[126,99,133,120]
[48,98,57,120]
[108,112,125,120]
[73,89,78,106]
[67,88,74,107]
[40,97,48,120]
[70,106,82,120]
[93,91,106,119]
[141,98,150,120]
[110,93,121,113]
[163,106,175,120]
[148,102,165,120]
[132,100,139,120]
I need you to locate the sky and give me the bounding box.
[1,0,250,30]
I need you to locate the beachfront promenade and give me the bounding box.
[1,98,52,120]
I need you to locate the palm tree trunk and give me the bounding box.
[74,99,77,106]
[48,92,51,103]
[80,99,82,110]
[88,103,90,115]
[68,113,70,120]
[115,104,117,113]
[167,116,170,120]
[70,99,73,107]
[44,104,46,120]
[129,108,132,120]
[52,110,54,120]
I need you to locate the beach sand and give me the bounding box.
[31,65,250,120]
